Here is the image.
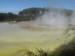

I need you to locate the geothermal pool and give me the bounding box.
[0,22,72,56]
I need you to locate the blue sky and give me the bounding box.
[0,0,75,13]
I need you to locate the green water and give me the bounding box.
[0,22,72,56]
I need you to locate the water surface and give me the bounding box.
[0,22,72,56]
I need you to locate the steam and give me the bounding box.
[71,12,75,26]
[34,9,75,29]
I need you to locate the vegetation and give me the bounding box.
[11,49,50,56]
[19,7,49,21]
[0,8,48,22]
[0,12,19,22]
[0,7,73,22]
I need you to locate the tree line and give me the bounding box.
[0,7,73,22]
[0,12,19,22]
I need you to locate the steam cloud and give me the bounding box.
[33,9,75,29]
[20,8,75,30]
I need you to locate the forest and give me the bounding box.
[0,7,73,22]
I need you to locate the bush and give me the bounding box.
[11,48,51,56]
[51,37,75,56]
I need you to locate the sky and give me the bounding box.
[0,0,75,14]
